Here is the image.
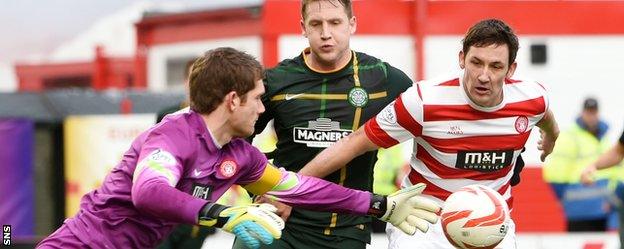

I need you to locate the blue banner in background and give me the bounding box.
[0,119,34,238]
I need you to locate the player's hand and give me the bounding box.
[580,164,597,185]
[199,203,285,249]
[538,129,558,162]
[256,195,293,221]
[372,183,440,235]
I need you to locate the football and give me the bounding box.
[440,185,510,249]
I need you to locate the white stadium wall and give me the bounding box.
[147,36,262,91]
[425,35,624,165]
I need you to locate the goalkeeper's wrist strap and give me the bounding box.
[367,194,388,218]
[198,202,230,228]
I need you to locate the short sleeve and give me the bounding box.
[364,85,423,148]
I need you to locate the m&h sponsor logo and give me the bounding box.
[456,150,514,172]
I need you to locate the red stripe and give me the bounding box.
[407,169,513,209]
[416,84,423,100]
[441,210,469,248]
[364,118,399,148]
[408,170,452,200]
[504,78,522,84]
[421,133,530,153]
[499,184,513,210]
[423,97,546,122]
[463,186,506,228]
[415,145,513,180]
[437,78,460,86]
[395,96,423,137]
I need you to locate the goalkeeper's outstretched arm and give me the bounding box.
[243,164,441,235]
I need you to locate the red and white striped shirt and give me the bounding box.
[364,74,548,208]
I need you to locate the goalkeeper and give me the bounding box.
[36,47,439,249]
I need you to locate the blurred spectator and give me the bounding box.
[543,97,616,231]
[581,125,624,247]
[371,146,408,233]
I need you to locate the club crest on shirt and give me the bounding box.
[293,118,352,148]
[348,87,369,107]
[219,160,238,178]
[380,103,397,124]
[514,116,529,133]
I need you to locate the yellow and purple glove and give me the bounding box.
[199,203,284,249]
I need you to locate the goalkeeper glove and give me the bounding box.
[368,183,440,235]
[198,203,285,249]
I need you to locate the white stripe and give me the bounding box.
[421,117,538,139]
[399,85,424,122]
[375,103,414,143]
[419,84,464,105]
[412,137,457,166]
[504,82,547,103]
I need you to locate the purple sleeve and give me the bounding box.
[266,169,372,216]
[237,141,270,185]
[132,179,207,224]
[131,129,206,224]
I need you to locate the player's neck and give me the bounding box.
[201,110,232,147]
[305,49,352,72]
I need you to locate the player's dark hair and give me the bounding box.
[301,0,353,20]
[462,19,519,66]
[189,47,263,114]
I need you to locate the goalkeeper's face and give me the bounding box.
[230,79,265,138]
[301,0,355,68]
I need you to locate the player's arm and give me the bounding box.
[536,109,560,161]
[131,133,282,249]
[130,131,204,225]
[242,164,440,235]
[581,131,624,184]
[298,127,378,177]
[299,88,420,178]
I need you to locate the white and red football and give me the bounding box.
[440,185,510,249]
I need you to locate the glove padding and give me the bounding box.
[380,183,440,235]
[219,204,285,249]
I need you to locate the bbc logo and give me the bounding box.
[2,225,10,246]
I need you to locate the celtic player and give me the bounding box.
[234,1,414,249]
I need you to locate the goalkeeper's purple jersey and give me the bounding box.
[47,108,371,249]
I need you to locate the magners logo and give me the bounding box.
[293,118,352,148]
[455,150,514,172]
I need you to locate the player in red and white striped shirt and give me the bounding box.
[299,19,559,248]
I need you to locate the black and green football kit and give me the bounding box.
[234,48,412,249]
